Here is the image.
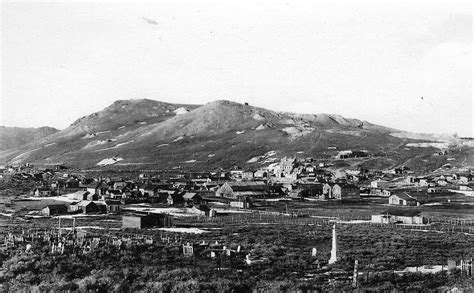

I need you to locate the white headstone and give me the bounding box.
[245,254,251,265]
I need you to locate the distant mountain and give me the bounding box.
[0,126,59,151]
[0,99,471,170]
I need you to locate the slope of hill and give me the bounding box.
[0,99,470,171]
[0,126,59,151]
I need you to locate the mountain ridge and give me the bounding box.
[0,126,59,152]
[0,99,470,170]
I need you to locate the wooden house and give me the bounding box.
[33,188,52,197]
[230,169,244,180]
[84,181,109,196]
[427,187,442,194]
[167,193,184,206]
[112,181,127,190]
[460,185,473,191]
[69,201,100,214]
[322,183,333,198]
[295,183,323,198]
[107,189,123,199]
[149,192,170,204]
[87,192,99,201]
[104,200,121,213]
[253,170,268,179]
[139,185,157,197]
[388,193,420,206]
[229,196,252,209]
[458,176,470,184]
[437,180,448,186]
[42,204,68,216]
[242,171,255,181]
[370,179,390,189]
[74,191,90,201]
[332,183,360,200]
[414,178,429,187]
[182,192,202,205]
[370,188,392,197]
[65,178,80,189]
[279,157,295,175]
[371,209,425,225]
[187,205,216,217]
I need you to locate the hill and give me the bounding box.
[0,126,59,151]
[0,99,471,171]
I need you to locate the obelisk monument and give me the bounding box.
[328,224,338,264]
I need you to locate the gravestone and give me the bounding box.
[183,243,194,257]
[448,259,457,271]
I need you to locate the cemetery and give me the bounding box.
[0,208,473,291]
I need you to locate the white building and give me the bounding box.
[371,210,425,225]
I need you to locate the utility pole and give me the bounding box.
[58,217,61,241]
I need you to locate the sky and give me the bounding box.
[1,0,472,136]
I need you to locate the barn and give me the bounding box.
[122,213,174,229]
[42,204,68,216]
[216,181,268,199]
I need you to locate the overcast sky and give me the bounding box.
[1,0,472,136]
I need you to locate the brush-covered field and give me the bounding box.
[1,208,474,292]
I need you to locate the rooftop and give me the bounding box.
[381,209,422,217]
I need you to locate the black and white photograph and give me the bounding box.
[0,0,472,291]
